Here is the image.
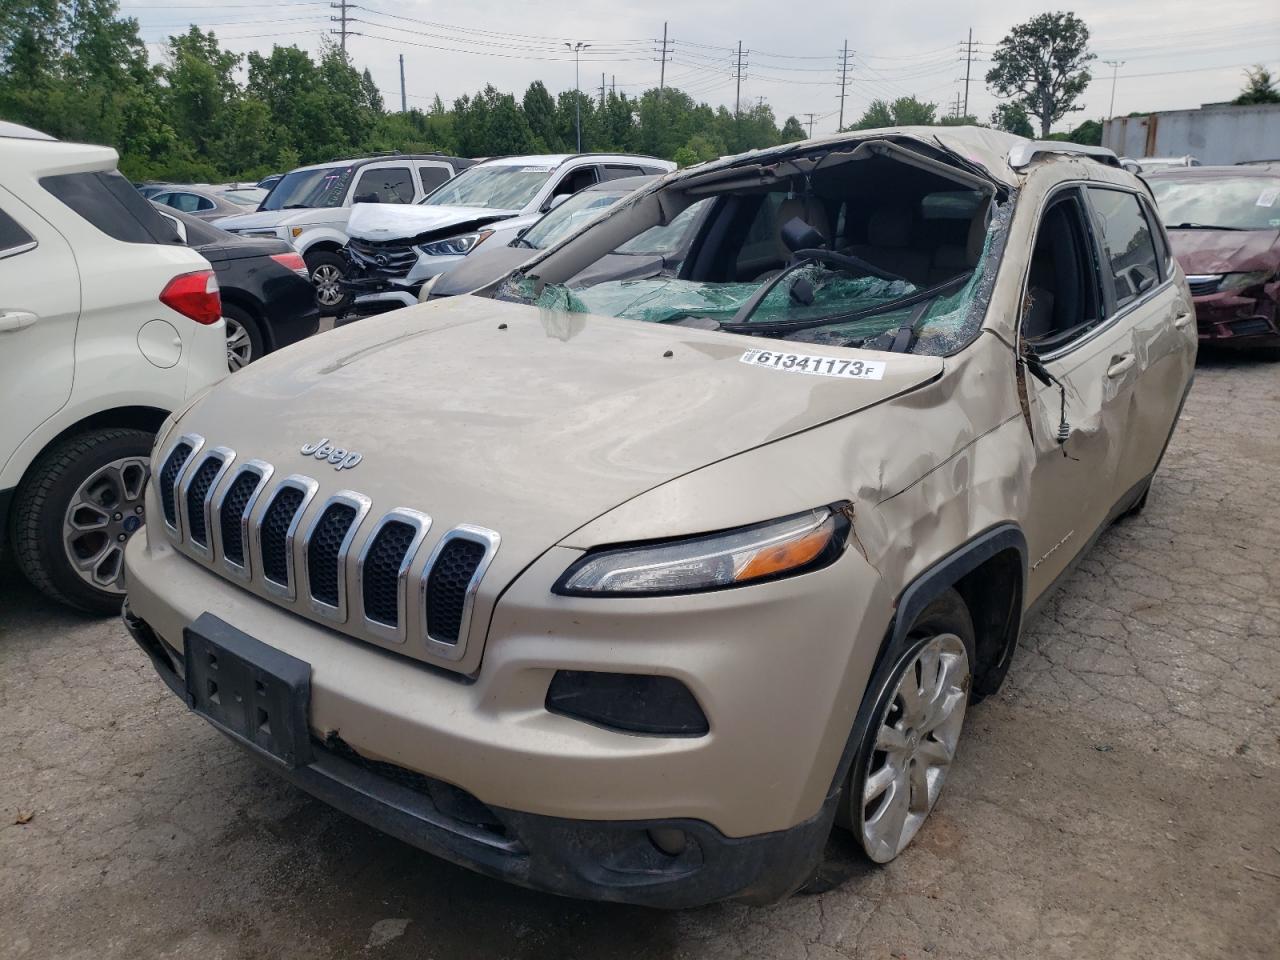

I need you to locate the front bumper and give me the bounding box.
[123,598,835,907]
[1193,289,1280,347]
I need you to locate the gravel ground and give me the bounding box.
[1,349,1277,960]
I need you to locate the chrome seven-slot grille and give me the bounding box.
[156,434,499,663]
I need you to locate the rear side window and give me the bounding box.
[418,165,451,193]
[353,166,414,203]
[1087,187,1160,308]
[41,171,180,244]
[0,205,36,257]
[601,164,644,181]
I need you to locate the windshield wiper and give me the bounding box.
[1169,222,1245,231]
[281,203,312,210]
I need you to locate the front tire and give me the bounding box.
[9,429,154,615]
[844,590,975,863]
[305,251,351,316]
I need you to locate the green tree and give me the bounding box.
[991,102,1035,137]
[852,96,938,130]
[1234,65,1280,105]
[1066,118,1101,145]
[779,115,807,142]
[939,113,980,126]
[164,27,241,157]
[985,11,1095,137]
[522,80,560,151]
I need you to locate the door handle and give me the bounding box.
[0,310,38,333]
[1107,353,1136,378]
[1174,312,1192,330]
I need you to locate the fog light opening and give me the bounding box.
[648,827,688,857]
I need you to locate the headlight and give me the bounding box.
[554,506,850,597]
[1218,270,1271,292]
[417,229,493,257]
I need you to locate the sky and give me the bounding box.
[124,0,1280,137]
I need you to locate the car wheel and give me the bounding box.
[845,589,975,863]
[9,428,153,615]
[305,251,351,316]
[223,303,265,371]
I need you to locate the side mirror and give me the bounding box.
[353,192,379,204]
[544,193,571,213]
[516,226,530,237]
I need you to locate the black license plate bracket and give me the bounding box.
[183,612,313,768]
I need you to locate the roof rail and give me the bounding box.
[1007,141,1121,170]
[326,149,404,162]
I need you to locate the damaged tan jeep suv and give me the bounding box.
[124,128,1195,908]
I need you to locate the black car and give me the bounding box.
[156,205,319,370]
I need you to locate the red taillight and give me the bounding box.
[269,251,309,278]
[160,270,222,325]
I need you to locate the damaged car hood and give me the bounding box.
[347,202,521,242]
[170,294,943,611]
[1167,227,1280,275]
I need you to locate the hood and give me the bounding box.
[172,296,943,666]
[347,202,519,243]
[213,207,341,231]
[1168,227,1280,275]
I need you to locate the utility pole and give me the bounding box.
[600,72,606,106]
[399,54,406,112]
[756,95,765,108]
[734,41,746,116]
[611,74,616,96]
[962,28,973,119]
[565,41,591,152]
[656,21,672,94]
[837,40,852,131]
[1104,60,1125,119]
[329,0,353,54]
[803,112,817,137]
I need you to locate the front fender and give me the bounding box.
[294,226,352,256]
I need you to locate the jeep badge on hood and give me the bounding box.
[300,437,362,470]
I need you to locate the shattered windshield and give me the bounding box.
[492,150,1010,357]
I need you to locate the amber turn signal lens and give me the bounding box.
[734,519,834,582]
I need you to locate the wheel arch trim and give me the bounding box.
[823,522,1028,800]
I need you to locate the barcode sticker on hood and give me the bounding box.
[740,349,886,380]
[1257,189,1278,208]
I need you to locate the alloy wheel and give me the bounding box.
[859,632,970,863]
[225,314,253,370]
[312,263,344,307]
[61,456,149,593]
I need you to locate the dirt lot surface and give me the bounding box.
[2,351,1277,960]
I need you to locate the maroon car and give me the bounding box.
[1148,165,1280,355]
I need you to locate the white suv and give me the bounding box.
[215,153,474,315]
[343,154,674,311]
[0,122,227,613]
